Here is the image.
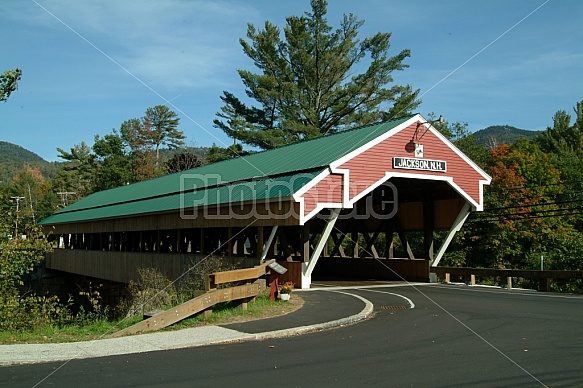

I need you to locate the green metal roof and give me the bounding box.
[40,116,413,225]
[40,170,320,224]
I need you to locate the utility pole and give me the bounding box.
[10,196,25,236]
[27,184,36,223]
[57,191,76,207]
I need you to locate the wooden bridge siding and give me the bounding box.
[339,123,485,205]
[301,173,343,217]
[312,257,430,282]
[398,198,465,231]
[46,250,259,284]
[45,200,302,235]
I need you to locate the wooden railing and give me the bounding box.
[431,266,583,292]
[110,260,273,337]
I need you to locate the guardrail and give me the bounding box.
[110,260,273,337]
[431,267,583,291]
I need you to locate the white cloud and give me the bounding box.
[8,0,258,90]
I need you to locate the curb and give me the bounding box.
[0,290,373,366]
[251,290,374,341]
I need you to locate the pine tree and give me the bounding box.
[213,0,419,150]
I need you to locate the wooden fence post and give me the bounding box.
[204,274,216,318]
[539,278,551,292]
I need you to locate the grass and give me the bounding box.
[168,293,302,330]
[0,292,303,344]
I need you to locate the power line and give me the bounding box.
[483,197,583,212]
[469,208,583,224]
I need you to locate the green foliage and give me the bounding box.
[121,268,178,317]
[76,282,110,324]
[0,224,55,331]
[92,130,134,190]
[120,258,241,319]
[143,105,185,162]
[90,105,185,189]
[0,68,22,102]
[466,140,566,269]
[56,142,97,201]
[0,141,45,164]
[205,143,250,164]
[214,0,419,149]
[535,102,583,156]
[168,291,292,329]
[0,142,60,184]
[447,101,583,278]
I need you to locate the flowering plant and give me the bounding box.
[279,281,295,294]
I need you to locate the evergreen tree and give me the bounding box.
[206,143,250,164]
[535,100,583,155]
[214,0,419,150]
[142,105,184,165]
[56,142,97,201]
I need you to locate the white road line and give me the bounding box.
[354,288,416,309]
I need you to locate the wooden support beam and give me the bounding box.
[277,228,292,261]
[394,214,414,259]
[432,202,471,267]
[351,231,359,258]
[257,226,264,259]
[248,228,258,256]
[330,232,347,258]
[260,226,278,263]
[385,221,395,259]
[302,224,310,262]
[423,197,434,261]
[304,209,341,278]
[361,226,382,259]
[227,227,233,255]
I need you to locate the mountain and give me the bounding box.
[0,141,59,182]
[0,141,46,164]
[473,125,544,147]
[0,142,213,184]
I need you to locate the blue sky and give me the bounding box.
[1,0,582,162]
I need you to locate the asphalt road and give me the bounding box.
[3,284,583,387]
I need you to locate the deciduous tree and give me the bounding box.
[92,131,133,190]
[464,140,566,269]
[165,148,202,173]
[0,68,22,102]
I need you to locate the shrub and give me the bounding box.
[178,256,239,299]
[0,225,61,331]
[121,268,178,317]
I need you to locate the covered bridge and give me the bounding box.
[40,114,491,288]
